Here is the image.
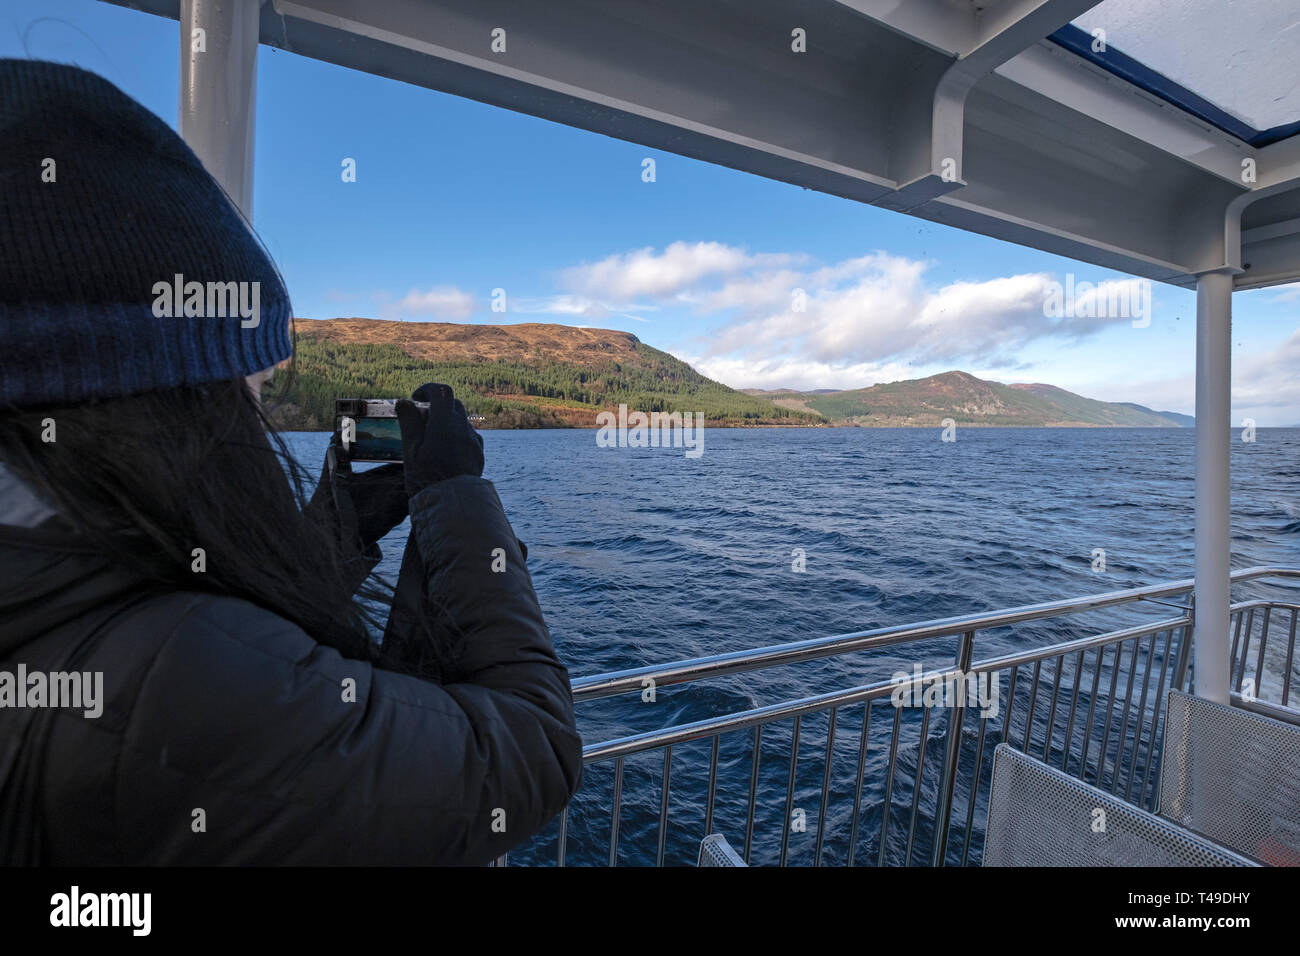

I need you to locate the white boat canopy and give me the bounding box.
[102,0,1300,706]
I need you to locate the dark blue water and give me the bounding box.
[285,427,1300,865]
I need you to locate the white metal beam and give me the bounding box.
[1234,237,1300,291]
[1253,134,1300,192]
[995,42,1255,186]
[847,0,1266,189]
[933,0,1101,165]
[829,0,974,55]
[1221,135,1300,280]
[179,0,261,218]
[1241,216,1300,245]
[885,0,1101,211]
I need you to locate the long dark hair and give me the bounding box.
[0,361,403,666]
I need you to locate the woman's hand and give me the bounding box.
[341,460,409,543]
[306,448,409,550]
[394,383,484,497]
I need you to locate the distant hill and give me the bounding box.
[741,387,843,396]
[1118,403,1195,428]
[792,371,1191,427]
[270,318,816,429]
[267,320,1191,430]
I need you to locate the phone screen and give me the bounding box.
[335,414,404,462]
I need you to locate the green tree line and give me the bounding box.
[268,339,817,430]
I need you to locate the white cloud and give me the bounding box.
[390,285,477,319]
[1234,328,1300,420]
[1048,329,1300,424]
[685,354,919,391]
[511,295,658,322]
[1079,374,1194,415]
[554,242,1156,393]
[1266,282,1300,303]
[560,240,801,300]
[684,253,1129,366]
[511,295,607,317]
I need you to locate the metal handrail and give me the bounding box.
[582,615,1191,762]
[569,566,1299,703]
[517,567,1299,867]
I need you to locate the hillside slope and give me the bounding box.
[1006,383,1185,426]
[271,318,816,429]
[798,371,1189,427]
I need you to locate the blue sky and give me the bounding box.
[6,0,1300,424]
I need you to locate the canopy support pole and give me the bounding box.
[179,0,260,219]
[1193,268,1234,705]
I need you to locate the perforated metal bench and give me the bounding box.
[984,743,1258,866]
[697,833,747,867]
[1157,689,1300,865]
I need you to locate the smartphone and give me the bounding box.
[333,398,425,463]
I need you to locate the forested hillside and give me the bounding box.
[268,320,817,429]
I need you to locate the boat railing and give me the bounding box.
[504,567,1300,866]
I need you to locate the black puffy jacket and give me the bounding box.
[0,475,583,864]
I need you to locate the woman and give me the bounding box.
[0,59,582,864]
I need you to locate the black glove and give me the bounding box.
[394,383,484,497]
[306,445,409,550]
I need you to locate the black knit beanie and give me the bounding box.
[0,58,293,408]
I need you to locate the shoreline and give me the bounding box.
[288,421,1197,432]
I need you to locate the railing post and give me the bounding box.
[1193,267,1233,705]
[1172,601,1196,692]
[931,629,975,866]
